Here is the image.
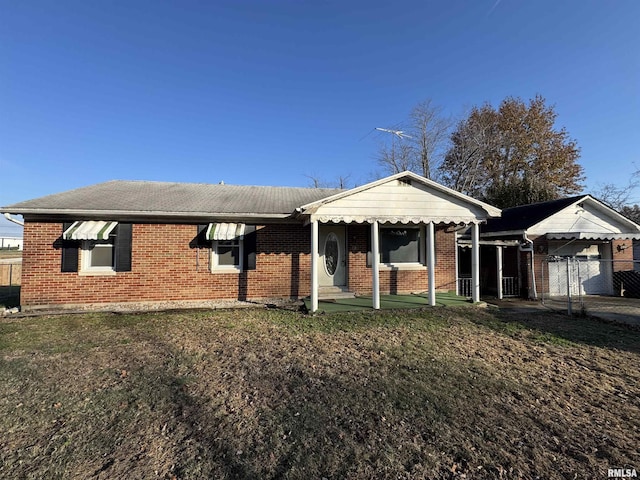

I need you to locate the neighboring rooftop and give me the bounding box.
[482,195,586,233]
[0,180,343,218]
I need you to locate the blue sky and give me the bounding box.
[1,0,639,235]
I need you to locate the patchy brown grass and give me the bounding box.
[0,249,21,259]
[1,307,638,479]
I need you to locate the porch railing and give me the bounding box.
[458,277,472,297]
[502,276,519,297]
[458,276,519,298]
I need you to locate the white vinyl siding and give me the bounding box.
[531,201,634,237]
[311,179,489,224]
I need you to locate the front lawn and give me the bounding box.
[1,307,638,479]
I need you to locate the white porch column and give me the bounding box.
[311,219,319,312]
[496,246,503,300]
[371,220,380,310]
[454,231,459,296]
[471,222,480,303]
[426,221,436,306]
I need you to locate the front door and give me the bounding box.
[319,225,347,287]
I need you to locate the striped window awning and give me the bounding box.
[206,223,246,241]
[63,221,118,241]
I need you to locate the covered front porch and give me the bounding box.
[303,291,472,313]
[297,172,501,313]
[458,239,524,300]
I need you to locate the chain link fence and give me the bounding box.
[541,257,640,320]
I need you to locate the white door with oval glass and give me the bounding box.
[318,225,346,287]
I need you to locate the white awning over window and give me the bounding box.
[206,223,246,241]
[63,221,118,241]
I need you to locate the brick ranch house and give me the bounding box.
[1,172,500,312]
[458,195,640,299]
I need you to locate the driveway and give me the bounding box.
[487,296,640,329]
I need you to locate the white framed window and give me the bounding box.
[379,226,426,268]
[211,238,243,272]
[81,238,116,274]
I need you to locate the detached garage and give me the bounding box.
[478,195,640,299]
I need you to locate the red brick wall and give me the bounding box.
[21,221,459,308]
[612,239,634,271]
[345,224,457,295]
[21,222,313,307]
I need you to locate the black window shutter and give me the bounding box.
[197,224,208,247]
[114,223,132,272]
[243,225,257,270]
[61,222,79,272]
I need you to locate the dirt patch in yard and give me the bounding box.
[1,307,638,479]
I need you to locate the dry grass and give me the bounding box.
[0,249,21,259]
[1,306,638,479]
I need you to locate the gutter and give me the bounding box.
[519,233,538,299]
[3,213,24,227]
[0,208,291,218]
[0,209,297,224]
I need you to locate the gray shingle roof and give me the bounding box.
[1,180,343,218]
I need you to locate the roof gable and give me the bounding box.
[483,195,640,237]
[300,171,501,224]
[531,196,640,236]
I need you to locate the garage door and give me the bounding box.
[548,257,613,296]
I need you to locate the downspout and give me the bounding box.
[3,213,24,227]
[519,234,538,299]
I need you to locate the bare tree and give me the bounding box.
[335,174,352,189]
[439,105,498,196]
[304,173,353,189]
[593,171,640,210]
[304,174,329,189]
[376,99,452,179]
[407,99,452,179]
[592,171,640,223]
[376,139,414,175]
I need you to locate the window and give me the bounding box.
[61,222,132,274]
[380,227,422,264]
[199,224,257,273]
[81,235,116,274]
[212,239,243,271]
